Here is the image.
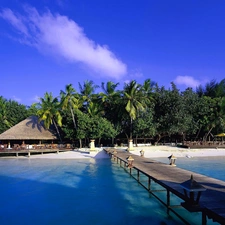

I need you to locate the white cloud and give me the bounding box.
[174,75,201,88]
[0,6,127,79]
[0,8,28,36]
[12,96,21,102]
[31,95,40,103]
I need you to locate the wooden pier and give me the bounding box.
[104,148,225,225]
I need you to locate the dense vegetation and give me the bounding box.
[1,79,225,147]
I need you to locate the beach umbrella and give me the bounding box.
[215,133,225,142]
[215,133,225,137]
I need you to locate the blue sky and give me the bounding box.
[1,0,225,106]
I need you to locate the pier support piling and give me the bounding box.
[202,212,207,225]
[137,170,140,182]
[167,190,170,214]
[148,177,151,191]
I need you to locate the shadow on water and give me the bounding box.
[0,157,183,225]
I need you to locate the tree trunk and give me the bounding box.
[112,137,114,146]
[195,125,202,141]
[70,106,77,130]
[53,119,62,143]
[98,138,101,146]
[135,135,138,147]
[130,118,133,139]
[125,133,129,146]
[79,139,82,148]
[205,127,213,141]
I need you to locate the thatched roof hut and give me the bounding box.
[0,115,57,141]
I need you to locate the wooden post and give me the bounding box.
[167,190,170,214]
[148,177,151,191]
[202,211,207,225]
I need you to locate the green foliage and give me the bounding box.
[88,116,117,139]
[133,108,156,138]
[76,111,91,140]
[36,92,62,142]
[2,78,225,144]
[27,103,38,116]
[6,100,29,125]
[0,96,29,133]
[37,92,62,129]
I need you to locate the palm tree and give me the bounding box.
[142,79,156,96]
[60,84,82,131]
[87,101,103,117]
[100,81,120,101]
[99,81,121,119]
[141,79,155,108]
[196,79,225,98]
[215,79,225,97]
[123,80,148,139]
[78,80,99,110]
[37,92,62,143]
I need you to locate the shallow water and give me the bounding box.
[0,154,222,225]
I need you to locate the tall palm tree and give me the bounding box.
[196,79,225,98]
[87,101,103,117]
[142,79,156,95]
[37,92,62,143]
[215,79,225,97]
[60,84,82,130]
[78,80,99,112]
[100,81,120,101]
[141,79,155,108]
[99,81,121,119]
[123,80,147,139]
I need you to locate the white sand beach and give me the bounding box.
[20,145,225,159]
[131,146,225,158]
[25,148,108,159]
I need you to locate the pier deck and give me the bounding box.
[105,148,225,225]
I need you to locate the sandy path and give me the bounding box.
[19,145,225,159]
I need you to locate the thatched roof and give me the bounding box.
[0,116,57,140]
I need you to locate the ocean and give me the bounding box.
[0,153,222,225]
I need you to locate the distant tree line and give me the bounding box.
[1,79,225,147]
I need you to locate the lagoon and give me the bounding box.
[0,156,222,225]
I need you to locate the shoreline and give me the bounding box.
[2,145,225,159]
[130,146,225,158]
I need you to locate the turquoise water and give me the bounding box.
[0,154,222,225]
